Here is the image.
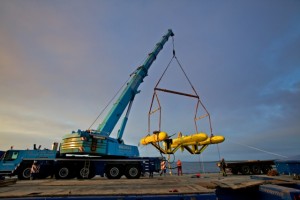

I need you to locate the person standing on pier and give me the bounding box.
[220,158,227,176]
[160,160,167,176]
[30,160,40,180]
[177,159,183,176]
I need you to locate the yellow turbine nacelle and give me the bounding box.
[140,131,168,145]
[199,135,225,145]
[171,133,208,146]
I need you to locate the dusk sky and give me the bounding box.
[1,0,299,161]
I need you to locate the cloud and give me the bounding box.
[0,0,299,161]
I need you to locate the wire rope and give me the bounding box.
[88,75,131,130]
[229,139,288,158]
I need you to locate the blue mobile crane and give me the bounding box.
[60,29,174,157]
[0,29,174,180]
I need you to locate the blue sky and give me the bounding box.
[0,0,299,161]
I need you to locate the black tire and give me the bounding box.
[124,165,141,179]
[231,167,239,175]
[262,165,272,174]
[252,165,261,174]
[55,166,73,179]
[18,167,31,180]
[39,163,54,179]
[105,165,122,179]
[241,165,250,175]
[77,167,96,179]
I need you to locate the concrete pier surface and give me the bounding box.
[0,173,299,199]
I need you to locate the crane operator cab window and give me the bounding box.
[2,151,19,161]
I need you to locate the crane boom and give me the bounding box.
[60,29,174,157]
[97,29,174,139]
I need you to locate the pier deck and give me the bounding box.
[0,173,299,199]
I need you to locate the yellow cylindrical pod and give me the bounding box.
[172,133,208,146]
[199,135,225,145]
[140,132,168,145]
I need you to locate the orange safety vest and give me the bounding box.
[161,161,166,170]
[177,160,182,167]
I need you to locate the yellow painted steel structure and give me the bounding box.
[171,133,207,147]
[140,131,225,154]
[140,132,168,145]
[199,135,225,145]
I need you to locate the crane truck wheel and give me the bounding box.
[124,165,141,179]
[241,165,251,175]
[262,165,272,174]
[231,167,239,175]
[105,165,122,179]
[252,165,261,174]
[77,167,96,179]
[55,166,74,179]
[18,166,31,180]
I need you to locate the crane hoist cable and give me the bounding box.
[139,33,225,158]
[148,36,214,137]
